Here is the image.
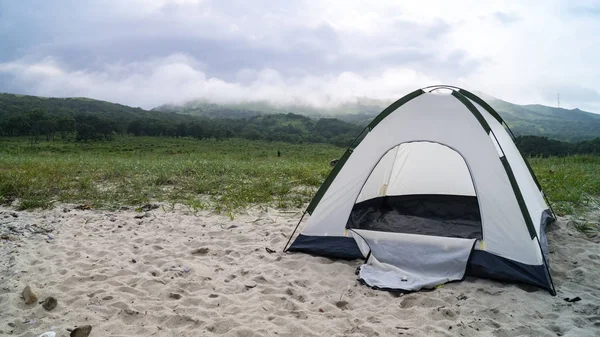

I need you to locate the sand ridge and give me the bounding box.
[1,204,599,337]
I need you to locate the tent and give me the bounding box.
[284,85,556,294]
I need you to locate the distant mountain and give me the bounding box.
[155,95,600,142]
[0,92,362,146]
[1,91,598,142]
[0,93,153,123]
[488,99,600,142]
[153,97,384,120]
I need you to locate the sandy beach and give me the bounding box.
[1,204,599,337]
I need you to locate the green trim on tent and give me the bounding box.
[461,90,544,192]
[501,156,537,239]
[451,91,492,134]
[513,139,543,190]
[457,89,504,124]
[453,90,538,239]
[367,89,424,129]
[306,148,353,214]
[502,121,543,191]
[305,89,424,215]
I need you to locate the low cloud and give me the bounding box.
[0,54,440,109]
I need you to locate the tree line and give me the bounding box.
[1,93,598,155]
[514,136,600,157]
[0,94,361,146]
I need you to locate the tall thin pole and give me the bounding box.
[557,93,560,108]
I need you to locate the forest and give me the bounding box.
[0,94,361,146]
[0,93,598,156]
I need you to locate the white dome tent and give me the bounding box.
[284,85,556,294]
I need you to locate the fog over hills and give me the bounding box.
[153,94,600,142]
[1,90,598,142]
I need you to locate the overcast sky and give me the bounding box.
[1,0,599,112]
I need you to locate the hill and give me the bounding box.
[153,98,384,120]
[154,96,600,142]
[1,91,598,148]
[0,93,361,146]
[487,99,600,142]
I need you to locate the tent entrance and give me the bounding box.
[347,194,481,239]
[346,141,482,240]
[347,141,481,291]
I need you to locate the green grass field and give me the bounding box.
[0,137,342,214]
[529,156,600,215]
[1,137,598,218]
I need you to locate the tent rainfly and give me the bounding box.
[284,85,556,294]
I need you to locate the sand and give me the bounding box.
[1,204,599,337]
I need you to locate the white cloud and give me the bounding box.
[1,0,600,112]
[0,54,440,109]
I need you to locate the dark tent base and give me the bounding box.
[287,234,554,293]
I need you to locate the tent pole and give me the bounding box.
[543,192,557,219]
[282,211,306,252]
[536,237,557,296]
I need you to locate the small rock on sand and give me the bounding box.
[70,325,92,337]
[140,204,159,211]
[191,248,209,255]
[22,285,38,305]
[42,297,58,311]
[245,281,257,289]
[169,293,182,300]
[335,300,349,309]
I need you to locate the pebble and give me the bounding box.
[140,203,159,211]
[42,297,58,311]
[245,281,257,289]
[169,293,182,300]
[70,325,92,337]
[335,300,349,309]
[22,285,38,305]
[191,248,209,256]
[1,234,18,241]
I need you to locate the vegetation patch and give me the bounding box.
[1,137,598,220]
[0,137,343,212]
[529,155,600,216]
